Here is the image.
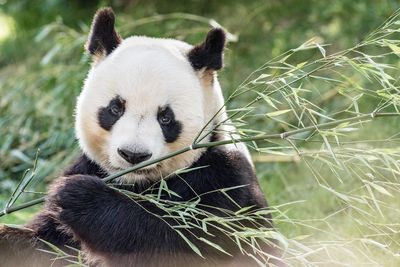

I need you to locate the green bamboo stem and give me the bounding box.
[0,197,45,217]
[1,111,398,218]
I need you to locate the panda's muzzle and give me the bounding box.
[117,148,152,165]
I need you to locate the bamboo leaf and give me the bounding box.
[316,43,326,57]
[175,230,203,258]
[363,179,393,197]
[266,109,291,117]
[385,41,400,56]
[198,237,232,256]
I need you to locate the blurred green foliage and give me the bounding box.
[0,0,400,264]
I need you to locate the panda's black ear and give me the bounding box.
[188,28,226,71]
[86,7,122,59]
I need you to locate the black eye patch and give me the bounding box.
[157,106,182,143]
[98,96,126,131]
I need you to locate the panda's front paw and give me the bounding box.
[47,175,109,227]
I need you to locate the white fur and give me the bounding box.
[76,36,251,182]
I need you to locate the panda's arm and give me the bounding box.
[48,149,270,255]
[47,175,190,253]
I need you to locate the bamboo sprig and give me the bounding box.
[1,111,398,218]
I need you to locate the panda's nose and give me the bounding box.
[117,148,152,165]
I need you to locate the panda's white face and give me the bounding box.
[74,8,231,182]
[76,37,223,182]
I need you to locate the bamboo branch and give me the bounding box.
[1,112,399,218]
[0,197,44,217]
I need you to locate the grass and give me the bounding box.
[1,0,400,266]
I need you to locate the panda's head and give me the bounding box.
[76,8,228,182]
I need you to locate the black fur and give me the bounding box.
[23,147,273,266]
[188,28,226,70]
[86,7,121,56]
[25,154,108,248]
[157,105,182,143]
[54,149,268,254]
[98,95,126,131]
[63,153,108,178]
[28,211,77,247]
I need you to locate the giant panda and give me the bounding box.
[0,7,282,267]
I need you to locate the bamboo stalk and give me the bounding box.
[0,197,45,217]
[0,112,398,218]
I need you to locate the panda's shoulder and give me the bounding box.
[196,146,255,174]
[177,146,260,192]
[176,146,267,209]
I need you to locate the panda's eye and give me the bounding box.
[157,105,182,143]
[157,106,175,125]
[159,115,171,125]
[98,96,126,131]
[110,105,122,116]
